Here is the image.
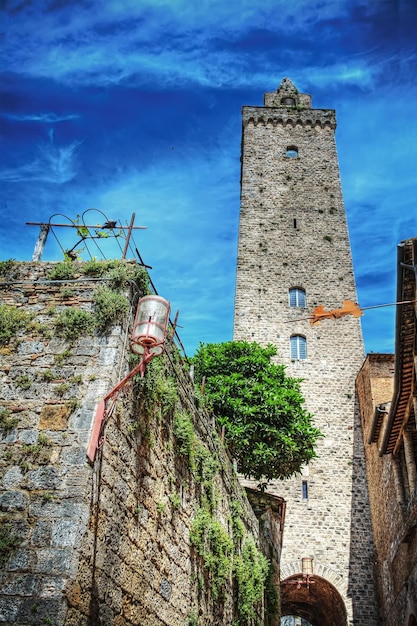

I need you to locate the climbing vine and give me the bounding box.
[174,407,271,623]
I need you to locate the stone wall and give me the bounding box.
[0,261,278,626]
[356,354,417,625]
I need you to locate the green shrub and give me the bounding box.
[54,383,70,396]
[48,261,76,280]
[93,285,129,331]
[54,348,71,365]
[40,369,55,382]
[0,304,31,344]
[60,287,75,299]
[0,407,18,434]
[0,520,21,567]
[135,357,178,420]
[15,375,32,390]
[54,308,96,340]
[106,260,149,292]
[0,259,16,277]
[169,492,181,509]
[82,258,109,276]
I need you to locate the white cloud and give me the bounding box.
[0,132,82,184]
[2,112,80,123]
[0,0,395,90]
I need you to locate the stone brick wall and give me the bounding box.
[1,261,277,626]
[356,354,417,625]
[234,80,379,624]
[0,261,127,625]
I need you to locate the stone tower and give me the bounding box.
[234,78,379,625]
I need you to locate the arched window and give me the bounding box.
[290,335,307,360]
[289,287,306,308]
[281,97,295,106]
[286,146,298,158]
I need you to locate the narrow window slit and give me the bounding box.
[302,480,308,499]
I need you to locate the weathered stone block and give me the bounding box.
[1,574,37,596]
[31,520,53,547]
[35,547,76,576]
[39,404,71,430]
[51,519,81,548]
[2,466,24,489]
[0,596,21,622]
[17,597,67,625]
[27,466,61,490]
[0,489,29,511]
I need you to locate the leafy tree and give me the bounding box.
[192,341,321,482]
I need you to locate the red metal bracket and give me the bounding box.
[86,347,156,464]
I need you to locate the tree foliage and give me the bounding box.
[192,341,321,482]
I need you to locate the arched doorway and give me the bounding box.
[281,573,348,626]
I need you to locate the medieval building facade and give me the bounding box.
[356,238,417,625]
[234,78,379,625]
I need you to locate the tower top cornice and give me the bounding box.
[242,106,336,129]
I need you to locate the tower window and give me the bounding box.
[290,335,307,360]
[302,481,308,499]
[281,97,296,106]
[286,146,298,158]
[289,288,306,308]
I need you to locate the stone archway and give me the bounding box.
[281,573,348,626]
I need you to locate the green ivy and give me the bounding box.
[190,506,233,599]
[234,538,269,624]
[173,410,195,460]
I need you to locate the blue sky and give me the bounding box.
[0,0,416,357]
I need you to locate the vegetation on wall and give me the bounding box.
[192,340,322,482]
[190,506,234,599]
[93,285,130,331]
[0,407,18,434]
[170,400,270,623]
[54,308,96,340]
[135,356,178,421]
[47,258,149,294]
[234,538,269,623]
[0,519,21,568]
[0,304,31,345]
[0,260,149,346]
[135,349,272,624]
[0,259,16,277]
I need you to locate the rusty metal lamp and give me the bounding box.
[284,557,316,591]
[87,295,170,463]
